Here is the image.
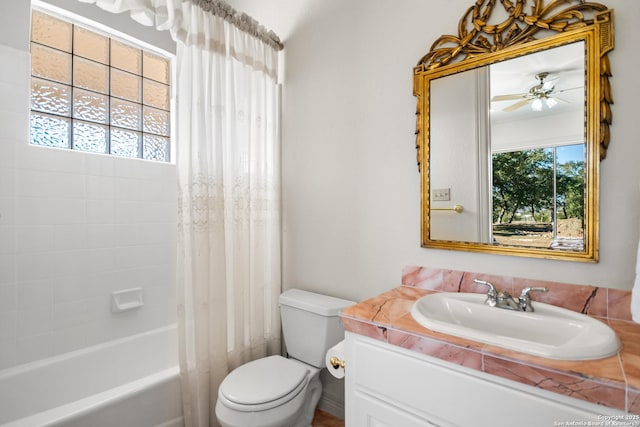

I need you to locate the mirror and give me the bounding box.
[413,1,614,262]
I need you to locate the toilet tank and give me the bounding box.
[279,289,355,368]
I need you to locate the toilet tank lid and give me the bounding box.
[279,289,355,316]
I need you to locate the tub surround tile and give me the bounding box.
[344,266,640,414]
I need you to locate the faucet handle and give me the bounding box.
[473,279,497,296]
[474,279,498,307]
[518,287,548,312]
[519,287,548,300]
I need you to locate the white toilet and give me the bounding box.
[215,289,355,427]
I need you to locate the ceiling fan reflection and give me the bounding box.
[491,72,581,112]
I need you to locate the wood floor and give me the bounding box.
[312,409,345,427]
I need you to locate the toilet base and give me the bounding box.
[297,371,322,426]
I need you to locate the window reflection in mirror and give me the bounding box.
[488,41,585,251]
[491,143,585,250]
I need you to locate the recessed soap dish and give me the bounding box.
[111,288,144,313]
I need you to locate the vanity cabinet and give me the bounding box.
[344,332,626,427]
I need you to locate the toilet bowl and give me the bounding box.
[215,356,321,427]
[215,289,355,427]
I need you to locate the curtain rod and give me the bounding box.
[190,0,284,51]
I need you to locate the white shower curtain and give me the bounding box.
[78,1,283,425]
[173,12,282,427]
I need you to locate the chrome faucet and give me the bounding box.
[473,279,548,312]
[518,286,549,312]
[473,279,498,307]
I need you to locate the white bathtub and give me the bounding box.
[0,325,183,427]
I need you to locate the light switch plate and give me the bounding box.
[432,188,450,201]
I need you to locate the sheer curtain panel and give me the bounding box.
[174,17,282,427]
[78,1,283,426]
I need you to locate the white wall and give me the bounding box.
[0,3,177,370]
[225,0,640,301]
[491,109,584,152]
[430,69,482,241]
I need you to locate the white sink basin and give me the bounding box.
[410,292,620,360]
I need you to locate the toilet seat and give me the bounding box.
[218,355,309,412]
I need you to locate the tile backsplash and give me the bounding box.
[0,44,178,370]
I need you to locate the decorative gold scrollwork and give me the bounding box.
[416,0,609,71]
[414,0,614,169]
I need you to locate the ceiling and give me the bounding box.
[223,0,318,41]
[489,41,585,123]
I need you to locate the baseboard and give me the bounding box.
[317,393,345,420]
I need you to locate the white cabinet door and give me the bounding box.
[345,333,625,427]
[351,390,442,427]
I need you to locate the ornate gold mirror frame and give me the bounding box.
[414,0,614,262]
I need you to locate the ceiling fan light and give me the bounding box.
[546,97,558,108]
[531,98,543,111]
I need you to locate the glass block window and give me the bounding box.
[30,10,172,162]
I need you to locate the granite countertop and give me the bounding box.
[340,266,640,414]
